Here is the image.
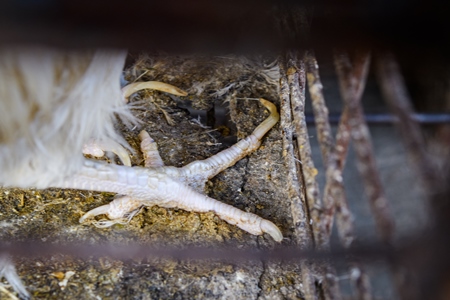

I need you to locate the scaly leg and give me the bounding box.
[75,97,282,242]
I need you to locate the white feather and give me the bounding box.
[0,47,132,188]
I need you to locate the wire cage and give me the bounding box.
[1,2,449,299]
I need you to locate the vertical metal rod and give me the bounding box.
[335,109,351,170]
[286,52,343,300]
[332,51,383,300]
[286,53,325,248]
[334,50,395,244]
[305,51,354,248]
[376,53,437,192]
[375,52,444,300]
[306,51,372,300]
[279,59,318,300]
[279,62,313,246]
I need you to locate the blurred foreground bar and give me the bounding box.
[305,113,450,125]
[0,0,449,57]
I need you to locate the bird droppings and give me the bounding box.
[0,55,305,299]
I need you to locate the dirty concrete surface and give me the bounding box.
[0,55,303,299]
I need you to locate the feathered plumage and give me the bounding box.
[0,47,132,188]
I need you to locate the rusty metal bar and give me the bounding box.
[286,53,325,248]
[304,113,450,124]
[305,51,372,300]
[334,51,414,299]
[349,263,373,300]
[305,51,354,248]
[321,267,342,300]
[334,49,371,172]
[375,52,445,300]
[335,109,351,171]
[279,62,314,248]
[279,59,318,299]
[332,60,387,300]
[0,240,398,263]
[286,52,343,300]
[375,53,438,192]
[334,50,395,244]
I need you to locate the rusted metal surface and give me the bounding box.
[334,51,395,244]
[280,57,319,300]
[305,51,354,248]
[308,113,450,124]
[285,53,325,248]
[279,62,312,248]
[376,53,438,192]
[333,50,421,300]
[375,52,447,300]
[334,52,370,171]
[280,58,321,300]
[305,51,373,300]
[349,263,373,300]
[285,53,345,300]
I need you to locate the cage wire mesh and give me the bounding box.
[0,51,445,299]
[0,50,448,299]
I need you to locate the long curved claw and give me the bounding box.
[252,98,280,140]
[79,203,111,223]
[260,219,283,242]
[80,196,142,224]
[231,215,283,242]
[122,81,188,99]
